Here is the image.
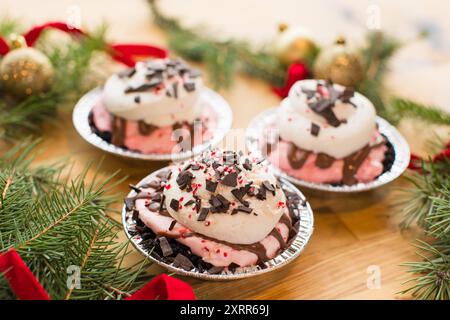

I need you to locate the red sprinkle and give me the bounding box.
[215,249,220,253]
[165,184,171,190]
[277,201,286,208]
[223,252,228,257]
[203,247,210,252]
[204,221,211,226]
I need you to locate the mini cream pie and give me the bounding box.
[267,79,389,186]
[90,59,216,154]
[126,150,302,272]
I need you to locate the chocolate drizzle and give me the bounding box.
[111,116,127,146]
[138,120,158,136]
[287,142,311,169]
[285,139,386,185]
[315,153,335,169]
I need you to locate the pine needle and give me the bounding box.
[391,98,450,126]
[0,142,152,300]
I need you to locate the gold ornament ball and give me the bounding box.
[0,47,54,98]
[273,24,318,66]
[313,37,364,87]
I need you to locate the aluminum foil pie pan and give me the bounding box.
[73,87,232,161]
[122,167,314,280]
[246,108,410,192]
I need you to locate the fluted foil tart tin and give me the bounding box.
[73,87,233,161]
[122,167,314,280]
[246,108,410,193]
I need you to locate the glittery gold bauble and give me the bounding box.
[0,47,54,98]
[273,24,318,65]
[313,37,364,87]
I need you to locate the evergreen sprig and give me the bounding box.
[391,98,450,126]
[0,21,107,139]
[397,157,450,300]
[357,32,400,123]
[0,141,151,300]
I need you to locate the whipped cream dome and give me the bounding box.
[277,79,376,159]
[163,150,288,245]
[103,59,203,127]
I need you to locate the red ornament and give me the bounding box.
[273,63,308,98]
[408,140,450,172]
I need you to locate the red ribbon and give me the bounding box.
[408,141,450,171]
[272,63,308,98]
[0,21,168,66]
[0,248,196,300]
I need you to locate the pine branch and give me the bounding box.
[391,98,450,126]
[0,142,152,300]
[357,31,400,123]
[399,240,449,300]
[0,17,21,35]
[397,156,450,300]
[148,0,285,89]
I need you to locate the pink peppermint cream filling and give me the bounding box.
[91,100,216,154]
[135,198,291,268]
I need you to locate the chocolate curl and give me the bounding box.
[273,63,308,98]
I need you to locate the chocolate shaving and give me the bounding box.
[197,207,209,221]
[183,81,196,92]
[158,237,173,257]
[311,123,320,137]
[134,96,141,104]
[159,194,166,212]
[172,82,178,99]
[221,172,238,187]
[256,186,267,200]
[184,199,196,206]
[262,180,275,194]
[128,184,141,193]
[125,83,159,93]
[243,158,252,171]
[168,220,176,231]
[232,205,253,214]
[118,67,136,78]
[176,170,194,190]
[157,170,172,181]
[173,253,194,271]
[169,199,180,212]
[205,180,218,193]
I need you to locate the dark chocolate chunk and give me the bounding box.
[184,199,196,206]
[128,184,141,193]
[172,82,178,99]
[207,266,224,275]
[243,158,252,171]
[221,172,238,187]
[169,199,180,212]
[311,123,320,137]
[159,194,166,212]
[256,186,267,200]
[176,170,194,190]
[216,194,230,207]
[205,180,218,193]
[151,193,162,202]
[183,81,196,92]
[236,205,252,214]
[158,237,173,257]
[262,180,275,193]
[124,197,135,211]
[125,83,158,93]
[134,96,141,104]
[168,220,176,231]
[197,207,209,221]
[156,170,172,181]
[173,253,195,271]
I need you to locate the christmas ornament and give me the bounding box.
[313,37,364,87]
[273,23,318,66]
[0,41,54,98]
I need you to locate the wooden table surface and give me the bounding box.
[2,0,450,299]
